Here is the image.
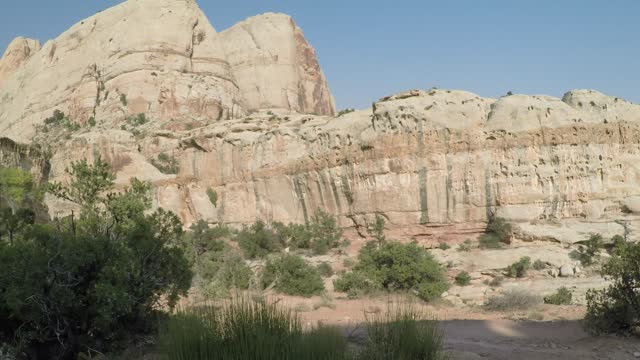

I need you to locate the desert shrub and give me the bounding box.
[369,214,386,245]
[457,239,473,252]
[261,254,325,297]
[185,221,252,298]
[159,300,350,360]
[437,242,450,250]
[455,271,471,286]
[337,108,355,117]
[487,276,504,287]
[88,116,96,127]
[478,234,503,249]
[308,209,343,255]
[236,221,282,259]
[576,234,604,266]
[505,256,531,278]
[43,109,81,132]
[127,113,147,126]
[610,234,625,252]
[119,93,128,106]
[544,287,572,305]
[484,289,541,311]
[151,152,180,174]
[334,241,449,302]
[584,242,640,334]
[206,187,218,207]
[479,216,512,249]
[271,210,342,255]
[358,305,446,360]
[343,258,355,268]
[533,259,547,270]
[0,158,192,359]
[317,262,334,278]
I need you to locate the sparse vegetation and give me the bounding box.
[337,108,355,117]
[317,262,334,278]
[544,287,572,305]
[485,289,540,311]
[437,242,450,250]
[151,152,180,174]
[455,271,471,286]
[261,254,325,297]
[127,113,148,126]
[42,109,81,132]
[533,259,547,270]
[505,256,531,278]
[576,233,604,266]
[457,239,473,252]
[584,241,640,334]
[206,187,218,207]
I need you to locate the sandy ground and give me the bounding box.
[269,296,640,360]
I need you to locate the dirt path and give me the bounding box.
[438,319,639,360]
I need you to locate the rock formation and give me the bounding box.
[0,0,335,143]
[1,1,639,245]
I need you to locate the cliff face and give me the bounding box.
[1,1,639,243]
[0,0,335,143]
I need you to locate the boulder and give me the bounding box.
[559,265,575,277]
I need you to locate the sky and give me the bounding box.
[1,0,638,109]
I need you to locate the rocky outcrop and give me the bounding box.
[1,1,639,243]
[0,0,335,143]
[39,88,640,244]
[220,13,335,116]
[0,37,40,88]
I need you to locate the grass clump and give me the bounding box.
[544,287,572,305]
[454,271,471,286]
[159,300,350,360]
[485,288,541,311]
[334,231,449,302]
[505,256,531,278]
[358,305,446,360]
[261,254,325,297]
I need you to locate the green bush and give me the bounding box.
[437,242,450,250]
[151,152,180,174]
[42,109,81,132]
[236,221,282,259]
[544,287,572,305]
[120,93,128,106]
[206,187,218,207]
[479,217,512,249]
[334,241,449,302]
[261,254,325,297]
[455,271,471,286]
[127,113,148,127]
[317,262,334,278]
[88,116,96,127]
[159,300,350,360]
[584,242,640,334]
[533,259,547,270]
[576,234,604,266]
[308,209,343,255]
[485,289,540,311]
[337,108,355,117]
[0,158,192,358]
[358,305,446,360]
[506,256,531,278]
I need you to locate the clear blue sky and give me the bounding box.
[1,1,638,109]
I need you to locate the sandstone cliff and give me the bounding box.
[0,0,335,143]
[1,1,639,245]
